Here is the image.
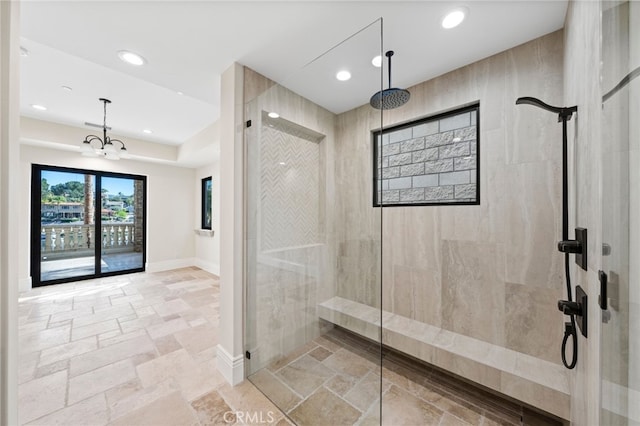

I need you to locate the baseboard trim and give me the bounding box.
[19,277,32,292]
[146,258,196,273]
[216,344,244,386]
[193,259,220,276]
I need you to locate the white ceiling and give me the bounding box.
[19,1,568,150]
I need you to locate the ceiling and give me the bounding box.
[19,1,568,152]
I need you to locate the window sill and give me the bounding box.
[194,229,215,237]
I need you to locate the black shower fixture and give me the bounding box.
[515,97,576,121]
[370,51,410,110]
[516,96,584,370]
[515,97,579,254]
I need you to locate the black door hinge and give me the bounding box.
[246,120,252,128]
[245,351,251,359]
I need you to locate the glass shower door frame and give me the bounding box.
[599,1,639,424]
[243,19,385,425]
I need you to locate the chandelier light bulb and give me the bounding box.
[81,98,130,160]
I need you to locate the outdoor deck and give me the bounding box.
[41,252,144,282]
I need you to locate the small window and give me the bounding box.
[201,176,212,229]
[373,104,479,206]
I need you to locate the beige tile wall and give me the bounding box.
[245,28,579,413]
[334,30,567,365]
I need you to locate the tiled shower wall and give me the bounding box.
[244,68,338,373]
[335,30,566,364]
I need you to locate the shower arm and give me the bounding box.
[515,97,577,123]
[386,50,394,90]
[515,97,577,242]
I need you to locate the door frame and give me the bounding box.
[30,164,147,287]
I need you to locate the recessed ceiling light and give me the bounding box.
[177,91,184,95]
[143,129,153,134]
[61,86,73,92]
[442,8,466,29]
[117,50,146,66]
[20,47,29,57]
[31,104,47,111]
[268,112,280,118]
[336,70,351,81]
[371,55,382,68]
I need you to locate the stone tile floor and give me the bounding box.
[18,267,288,425]
[18,266,561,426]
[249,328,563,426]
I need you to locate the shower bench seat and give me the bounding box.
[318,296,570,421]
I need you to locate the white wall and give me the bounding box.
[217,62,245,385]
[194,161,220,275]
[20,144,197,291]
[1,1,21,423]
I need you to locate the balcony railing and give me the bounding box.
[41,222,138,259]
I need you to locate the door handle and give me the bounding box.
[599,270,607,310]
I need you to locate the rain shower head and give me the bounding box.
[370,51,410,110]
[370,88,411,110]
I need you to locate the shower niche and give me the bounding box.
[245,103,333,372]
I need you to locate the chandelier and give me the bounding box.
[81,98,130,160]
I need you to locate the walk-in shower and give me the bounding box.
[244,18,571,425]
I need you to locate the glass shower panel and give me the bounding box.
[600,1,639,424]
[245,20,383,424]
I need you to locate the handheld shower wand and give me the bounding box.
[515,97,582,370]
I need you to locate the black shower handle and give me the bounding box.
[558,240,582,254]
[558,300,582,316]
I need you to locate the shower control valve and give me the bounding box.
[558,240,582,254]
[558,300,582,316]
[558,285,588,338]
[558,228,588,271]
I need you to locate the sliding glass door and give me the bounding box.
[31,165,146,286]
[100,175,145,273]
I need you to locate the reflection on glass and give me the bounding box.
[600,1,637,424]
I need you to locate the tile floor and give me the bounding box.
[19,267,561,426]
[18,267,287,425]
[248,328,564,426]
